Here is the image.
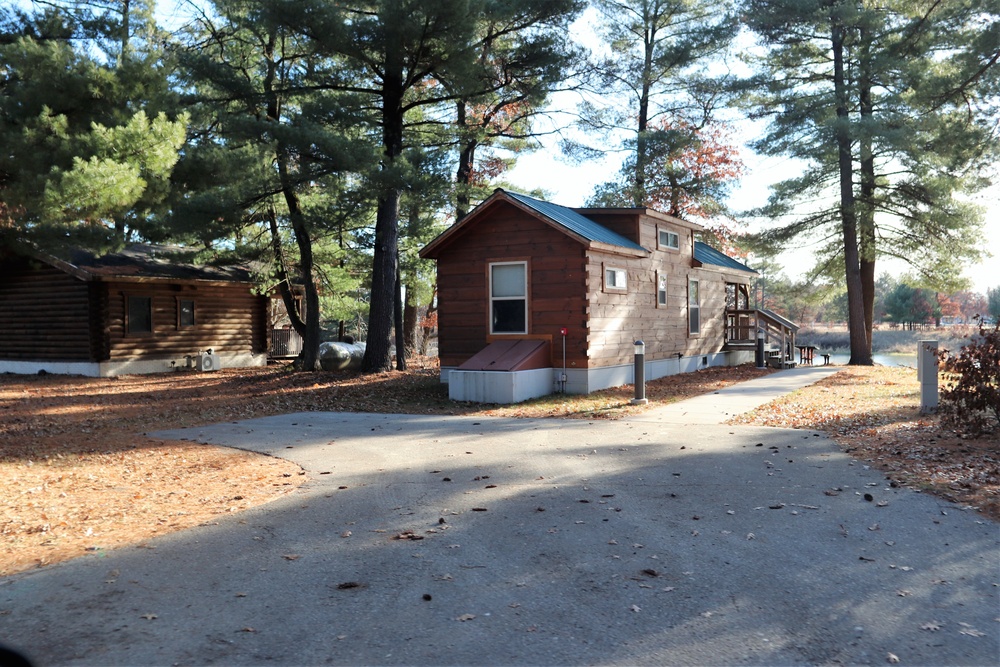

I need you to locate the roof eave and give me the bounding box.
[589,241,650,258]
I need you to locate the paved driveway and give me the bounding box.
[1,406,997,666]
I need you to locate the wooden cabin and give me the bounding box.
[0,244,269,376]
[420,189,797,403]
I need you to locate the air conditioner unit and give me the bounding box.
[196,352,221,372]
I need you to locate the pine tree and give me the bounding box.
[741,0,999,364]
[273,0,580,372]
[172,0,373,371]
[575,0,738,208]
[0,2,186,251]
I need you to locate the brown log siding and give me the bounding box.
[105,282,267,360]
[0,254,266,363]
[0,260,94,360]
[435,202,588,368]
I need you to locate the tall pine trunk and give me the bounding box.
[858,23,877,357]
[264,28,321,371]
[362,43,404,373]
[455,100,477,220]
[832,14,872,365]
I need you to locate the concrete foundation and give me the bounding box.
[442,349,753,403]
[0,352,267,378]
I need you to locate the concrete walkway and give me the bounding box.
[634,365,842,424]
[1,365,997,667]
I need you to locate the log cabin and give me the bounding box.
[420,189,798,403]
[0,244,268,376]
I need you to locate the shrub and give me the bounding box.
[938,320,1000,436]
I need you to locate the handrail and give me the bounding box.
[725,308,798,363]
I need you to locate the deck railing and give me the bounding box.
[725,309,797,363]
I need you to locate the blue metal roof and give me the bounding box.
[694,241,757,274]
[503,190,647,253]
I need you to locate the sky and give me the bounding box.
[499,8,1000,296]
[505,147,1000,295]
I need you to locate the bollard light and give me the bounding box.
[631,340,648,405]
[755,328,766,369]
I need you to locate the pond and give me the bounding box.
[821,352,917,367]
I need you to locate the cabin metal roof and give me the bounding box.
[503,190,647,253]
[420,189,650,258]
[693,241,757,275]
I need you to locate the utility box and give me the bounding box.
[917,340,938,413]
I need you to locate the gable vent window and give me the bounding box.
[490,262,527,334]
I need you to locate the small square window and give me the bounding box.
[605,267,627,291]
[658,229,679,250]
[178,299,195,328]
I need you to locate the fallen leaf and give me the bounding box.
[887,652,900,664]
[283,554,300,560]
[959,623,986,637]
[336,582,364,590]
[456,614,476,622]
[140,613,158,620]
[921,621,942,631]
[630,605,641,613]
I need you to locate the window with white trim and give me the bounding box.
[688,278,701,335]
[658,228,679,250]
[490,261,527,334]
[604,266,627,292]
[657,272,668,307]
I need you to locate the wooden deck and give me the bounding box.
[724,308,799,366]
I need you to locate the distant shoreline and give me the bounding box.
[796,326,979,354]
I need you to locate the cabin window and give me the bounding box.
[490,261,527,334]
[126,295,153,334]
[658,228,679,250]
[657,271,668,307]
[178,299,196,328]
[604,266,627,292]
[688,279,701,335]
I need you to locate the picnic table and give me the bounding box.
[796,345,816,365]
